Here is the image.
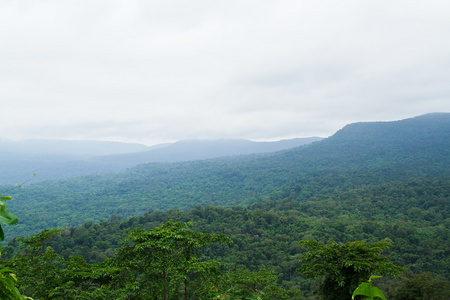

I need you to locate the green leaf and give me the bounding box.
[0,268,15,273]
[0,224,4,241]
[352,281,387,300]
[0,210,19,225]
[352,282,371,299]
[372,286,387,300]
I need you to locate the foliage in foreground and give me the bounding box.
[0,193,32,299]
[3,221,301,299]
[3,218,448,299]
[0,255,32,300]
[352,275,386,300]
[297,239,403,300]
[0,195,19,242]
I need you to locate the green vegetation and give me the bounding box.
[352,275,387,300]
[11,177,445,279]
[298,240,402,299]
[1,114,449,298]
[0,195,19,242]
[391,272,450,300]
[4,114,450,240]
[3,215,446,299]
[0,263,32,300]
[2,221,300,299]
[112,220,230,299]
[0,192,32,299]
[3,176,448,298]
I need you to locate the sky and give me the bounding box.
[1,1,450,146]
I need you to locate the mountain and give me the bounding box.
[91,137,323,166]
[0,137,322,185]
[285,112,450,170]
[0,139,150,185]
[3,113,449,241]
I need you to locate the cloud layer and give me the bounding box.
[1,1,450,145]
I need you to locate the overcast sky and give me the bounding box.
[1,1,449,145]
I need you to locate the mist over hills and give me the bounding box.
[3,113,449,241]
[0,137,322,185]
[0,139,151,156]
[91,137,323,166]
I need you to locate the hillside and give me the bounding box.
[3,113,450,241]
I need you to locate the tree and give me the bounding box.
[7,230,63,299]
[6,228,130,300]
[50,255,124,300]
[112,220,231,300]
[297,239,403,300]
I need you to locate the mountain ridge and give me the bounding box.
[0,137,322,185]
[91,137,323,165]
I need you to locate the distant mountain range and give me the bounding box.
[91,137,323,165]
[0,137,322,184]
[4,113,449,241]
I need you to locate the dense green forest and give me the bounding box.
[1,113,449,299]
[1,176,449,298]
[7,176,446,276]
[4,113,449,240]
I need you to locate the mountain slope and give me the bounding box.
[4,113,449,241]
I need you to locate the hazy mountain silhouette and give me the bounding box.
[0,137,322,184]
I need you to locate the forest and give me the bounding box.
[1,113,449,299]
